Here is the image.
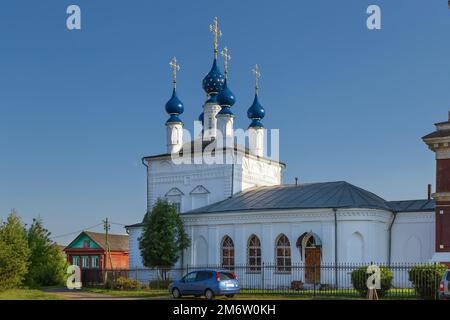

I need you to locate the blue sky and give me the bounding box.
[1,0,449,244]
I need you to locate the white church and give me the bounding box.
[126,18,450,285]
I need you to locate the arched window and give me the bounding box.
[221,236,234,269]
[275,234,291,272]
[247,235,261,272]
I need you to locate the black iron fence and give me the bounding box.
[81,262,445,299]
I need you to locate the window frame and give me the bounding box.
[275,234,292,273]
[247,235,262,273]
[221,235,235,270]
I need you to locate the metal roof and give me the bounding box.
[387,199,435,213]
[184,181,396,214]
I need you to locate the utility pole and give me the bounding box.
[103,218,113,269]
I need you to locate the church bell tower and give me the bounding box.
[423,111,450,264]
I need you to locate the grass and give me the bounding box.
[83,287,168,298]
[81,287,419,300]
[0,289,65,300]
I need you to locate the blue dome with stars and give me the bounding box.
[247,94,265,120]
[217,79,236,107]
[165,88,184,115]
[217,106,234,117]
[202,59,225,94]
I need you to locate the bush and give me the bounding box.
[351,265,393,298]
[149,279,171,290]
[408,264,447,300]
[112,277,143,290]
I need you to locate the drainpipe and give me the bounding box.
[333,208,338,288]
[141,158,149,212]
[388,211,397,266]
[230,163,234,197]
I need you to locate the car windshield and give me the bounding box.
[219,272,235,280]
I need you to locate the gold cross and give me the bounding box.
[220,47,231,78]
[209,17,222,58]
[252,64,261,94]
[169,57,180,88]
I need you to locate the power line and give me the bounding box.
[50,222,103,240]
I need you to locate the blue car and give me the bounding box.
[169,269,240,300]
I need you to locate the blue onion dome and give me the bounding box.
[216,79,236,107]
[249,119,264,128]
[247,94,265,120]
[166,114,183,124]
[198,112,204,124]
[165,88,184,115]
[202,59,225,94]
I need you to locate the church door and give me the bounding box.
[304,247,321,284]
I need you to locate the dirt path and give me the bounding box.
[43,288,161,300]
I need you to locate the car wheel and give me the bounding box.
[205,289,214,300]
[172,288,181,299]
[225,294,234,298]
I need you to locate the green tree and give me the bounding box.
[139,199,190,280]
[0,210,30,290]
[25,218,67,288]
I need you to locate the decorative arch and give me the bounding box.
[346,232,364,263]
[296,231,322,260]
[194,236,208,266]
[247,234,261,271]
[190,185,210,210]
[165,188,184,213]
[275,234,291,272]
[221,235,234,269]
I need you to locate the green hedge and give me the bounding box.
[408,264,447,300]
[351,265,393,298]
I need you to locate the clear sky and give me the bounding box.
[1,0,449,244]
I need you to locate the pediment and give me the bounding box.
[190,185,210,195]
[165,187,184,196]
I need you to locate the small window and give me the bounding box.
[83,240,90,248]
[173,202,181,213]
[82,256,89,269]
[72,256,80,266]
[196,271,213,281]
[91,256,100,269]
[183,272,197,283]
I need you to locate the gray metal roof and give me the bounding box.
[184,181,396,214]
[387,199,435,213]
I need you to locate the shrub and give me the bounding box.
[149,279,171,290]
[408,264,447,300]
[112,277,142,290]
[351,265,393,298]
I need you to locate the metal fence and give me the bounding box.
[81,262,444,299]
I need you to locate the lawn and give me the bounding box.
[0,289,65,300]
[83,287,169,298]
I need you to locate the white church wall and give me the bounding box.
[128,226,144,268]
[391,211,435,263]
